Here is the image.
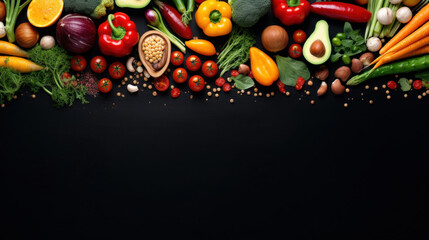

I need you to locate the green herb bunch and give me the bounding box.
[331,22,367,65]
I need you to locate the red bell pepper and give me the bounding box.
[272,0,311,26]
[98,12,139,58]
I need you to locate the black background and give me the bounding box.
[1,0,429,239]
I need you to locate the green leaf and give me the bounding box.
[344,22,353,37]
[334,45,345,53]
[342,40,354,48]
[231,74,254,90]
[398,78,411,92]
[331,53,342,63]
[276,55,310,87]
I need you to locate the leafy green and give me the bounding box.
[332,22,367,63]
[0,68,23,105]
[415,71,429,89]
[218,27,256,77]
[276,55,310,87]
[398,78,411,92]
[232,74,254,90]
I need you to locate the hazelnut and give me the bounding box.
[351,58,363,73]
[335,66,351,82]
[331,79,345,95]
[310,40,326,58]
[359,52,374,66]
[315,65,329,81]
[238,64,250,75]
[317,81,328,96]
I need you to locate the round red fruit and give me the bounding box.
[293,30,307,44]
[387,80,397,90]
[186,55,201,71]
[188,75,205,92]
[108,62,126,79]
[90,56,107,74]
[289,44,302,59]
[171,88,181,98]
[202,60,218,78]
[222,83,231,92]
[70,55,87,72]
[215,77,225,87]
[413,80,423,90]
[231,70,239,77]
[98,78,113,93]
[154,75,170,92]
[171,51,184,66]
[173,68,188,83]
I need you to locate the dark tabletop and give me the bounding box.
[1,0,428,239]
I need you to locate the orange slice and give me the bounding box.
[27,0,64,28]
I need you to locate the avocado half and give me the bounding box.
[115,0,151,9]
[303,20,332,65]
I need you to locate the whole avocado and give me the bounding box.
[228,0,271,28]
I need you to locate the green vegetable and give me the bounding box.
[231,74,254,90]
[398,78,411,92]
[332,22,366,63]
[342,55,351,65]
[228,0,271,28]
[365,0,384,39]
[3,0,31,43]
[0,67,23,105]
[217,27,256,77]
[347,55,429,86]
[63,0,114,19]
[25,45,88,108]
[415,70,429,88]
[182,0,195,26]
[276,55,310,87]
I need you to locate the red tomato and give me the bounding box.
[248,71,254,79]
[171,88,181,98]
[202,60,218,78]
[154,75,170,91]
[109,62,126,79]
[289,44,302,59]
[276,80,285,88]
[279,87,286,94]
[387,80,397,90]
[90,56,107,74]
[231,70,239,77]
[188,75,205,92]
[171,51,184,66]
[215,77,225,87]
[70,55,87,72]
[413,80,423,90]
[293,30,307,44]
[295,84,303,91]
[98,78,113,93]
[222,83,231,92]
[186,55,201,71]
[296,77,305,86]
[61,72,71,80]
[172,68,188,83]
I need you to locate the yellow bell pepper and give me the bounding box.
[195,0,232,37]
[250,47,279,86]
[185,39,217,56]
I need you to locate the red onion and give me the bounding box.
[56,14,96,54]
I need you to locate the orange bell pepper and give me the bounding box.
[250,47,279,86]
[185,39,216,56]
[195,0,232,37]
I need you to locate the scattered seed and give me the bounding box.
[190,95,194,99]
[230,99,234,103]
[215,93,219,98]
[374,86,378,91]
[365,85,369,89]
[148,85,153,90]
[247,91,251,96]
[409,79,413,84]
[253,93,258,97]
[217,87,221,92]
[310,100,315,104]
[1,104,4,108]
[254,88,258,92]
[213,88,217,93]
[152,91,157,97]
[31,94,36,99]
[271,91,275,96]
[418,95,422,99]
[346,88,350,93]
[286,91,290,96]
[116,92,121,97]
[305,91,310,95]
[387,95,391,100]
[308,80,313,86]
[143,83,147,88]
[344,103,348,108]
[382,84,386,89]
[206,85,211,89]
[385,90,390,94]
[144,77,149,82]
[423,92,427,97]
[369,100,373,104]
[258,92,262,96]
[207,92,212,97]
[404,94,408,98]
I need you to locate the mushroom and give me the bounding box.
[126,57,136,73]
[396,7,412,24]
[367,37,382,52]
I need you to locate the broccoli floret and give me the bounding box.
[64,0,114,19]
[228,0,271,28]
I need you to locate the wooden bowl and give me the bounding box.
[138,31,171,78]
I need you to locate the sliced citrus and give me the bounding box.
[27,0,64,28]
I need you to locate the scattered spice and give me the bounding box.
[80,72,99,97]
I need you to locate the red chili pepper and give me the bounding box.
[272,0,311,26]
[98,13,139,58]
[310,2,372,23]
[156,1,193,39]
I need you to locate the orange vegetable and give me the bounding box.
[0,40,28,58]
[380,4,429,55]
[27,0,64,28]
[185,39,216,56]
[0,56,44,73]
[373,35,429,70]
[249,47,279,86]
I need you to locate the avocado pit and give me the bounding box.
[310,40,326,58]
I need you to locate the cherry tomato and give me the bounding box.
[171,88,181,98]
[289,44,302,59]
[231,70,239,77]
[186,55,201,71]
[248,71,254,79]
[387,80,397,90]
[202,60,218,78]
[90,56,107,74]
[296,77,305,86]
[70,55,87,72]
[98,78,113,93]
[188,75,205,92]
[276,80,285,88]
[61,72,71,80]
[215,77,225,87]
[293,30,307,44]
[172,68,188,83]
[222,83,231,92]
[154,75,170,91]
[413,80,423,90]
[295,84,303,91]
[279,87,286,94]
[109,62,126,80]
[171,51,184,66]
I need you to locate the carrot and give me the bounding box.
[372,35,429,70]
[0,56,43,73]
[379,4,429,55]
[372,21,429,65]
[0,40,28,58]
